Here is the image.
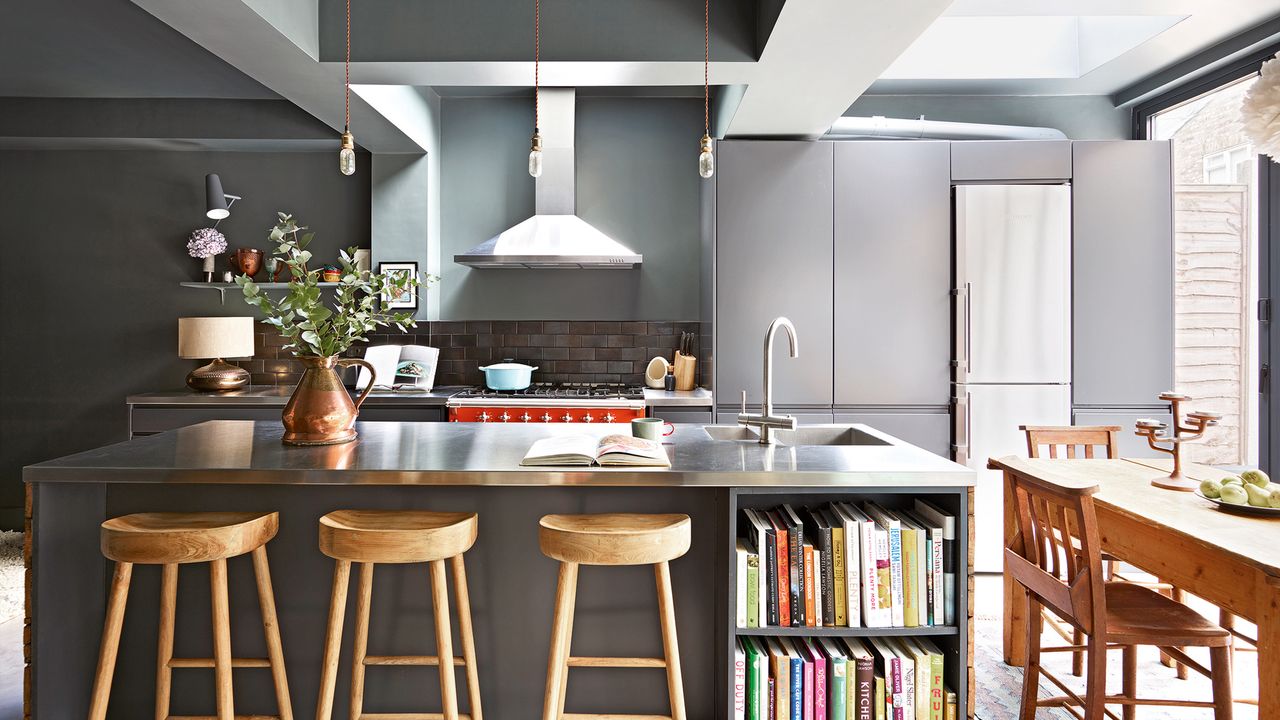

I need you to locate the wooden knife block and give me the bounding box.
[672,352,696,391]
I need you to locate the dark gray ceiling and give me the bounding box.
[0,0,277,98]
[317,0,761,62]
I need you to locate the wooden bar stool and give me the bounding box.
[315,510,482,720]
[538,513,691,720]
[87,511,292,720]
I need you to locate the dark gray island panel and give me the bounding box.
[26,421,973,719]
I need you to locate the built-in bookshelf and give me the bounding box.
[724,486,972,720]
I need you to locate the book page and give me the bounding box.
[358,345,402,390]
[396,345,440,390]
[521,435,601,466]
[595,434,671,466]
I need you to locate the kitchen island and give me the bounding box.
[25,420,973,719]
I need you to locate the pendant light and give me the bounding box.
[698,0,714,179]
[528,0,544,177]
[338,0,356,176]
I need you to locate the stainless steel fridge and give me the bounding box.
[953,184,1072,572]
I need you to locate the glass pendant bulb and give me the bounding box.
[339,131,356,176]
[698,134,715,179]
[528,131,544,178]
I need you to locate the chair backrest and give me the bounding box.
[1021,425,1121,459]
[1004,468,1107,637]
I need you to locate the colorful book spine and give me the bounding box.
[782,507,805,627]
[735,640,748,720]
[803,543,817,627]
[745,637,764,720]
[737,540,750,628]
[790,647,804,720]
[822,641,846,720]
[929,528,943,626]
[900,525,918,627]
[830,519,847,626]
[874,672,886,720]
[812,640,827,720]
[768,512,792,628]
[801,640,815,720]
[747,552,760,628]
[873,529,892,627]
[944,690,956,720]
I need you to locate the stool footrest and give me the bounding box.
[363,654,466,666]
[168,657,272,669]
[561,714,673,720]
[359,714,473,720]
[567,656,667,668]
[167,715,280,719]
[563,707,675,712]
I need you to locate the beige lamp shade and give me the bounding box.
[178,317,255,359]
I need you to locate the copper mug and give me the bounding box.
[229,248,263,279]
[281,356,376,445]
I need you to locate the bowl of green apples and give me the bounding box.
[1196,469,1280,517]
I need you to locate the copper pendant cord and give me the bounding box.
[703,0,709,135]
[344,0,351,132]
[534,0,540,130]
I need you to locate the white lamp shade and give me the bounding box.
[178,317,255,359]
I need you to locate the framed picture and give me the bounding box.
[378,261,418,310]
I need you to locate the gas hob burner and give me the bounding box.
[454,382,646,401]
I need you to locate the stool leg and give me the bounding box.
[452,554,483,720]
[88,561,132,720]
[655,561,686,720]
[252,546,294,720]
[350,562,374,720]
[210,558,234,720]
[155,563,177,720]
[316,559,351,720]
[1121,645,1137,720]
[556,563,577,717]
[430,559,460,720]
[542,562,578,720]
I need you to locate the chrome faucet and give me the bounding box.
[738,317,799,444]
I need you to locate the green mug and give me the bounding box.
[632,417,675,441]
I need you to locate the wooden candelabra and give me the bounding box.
[1134,391,1221,491]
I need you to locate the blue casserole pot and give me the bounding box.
[479,362,538,391]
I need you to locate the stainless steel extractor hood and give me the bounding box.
[454,88,642,269]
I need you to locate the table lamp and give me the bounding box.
[178,317,254,391]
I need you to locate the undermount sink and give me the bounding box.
[771,425,890,447]
[703,425,761,442]
[703,424,890,447]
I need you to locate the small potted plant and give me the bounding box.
[187,227,227,282]
[236,212,434,445]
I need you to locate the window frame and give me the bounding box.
[1133,43,1280,140]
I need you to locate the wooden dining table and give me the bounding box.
[991,455,1280,718]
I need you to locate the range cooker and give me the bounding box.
[446,383,647,423]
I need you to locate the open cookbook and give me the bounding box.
[356,345,440,391]
[521,434,672,467]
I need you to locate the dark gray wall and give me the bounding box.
[320,0,757,62]
[1,0,276,98]
[440,96,703,320]
[0,150,370,527]
[846,94,1132,140]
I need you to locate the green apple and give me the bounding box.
[1241,469,1270,487]
[1219,484,1248,505]
[1199,479,1223,498]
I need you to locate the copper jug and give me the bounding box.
[281,356,375,445]
[229,248,264,279]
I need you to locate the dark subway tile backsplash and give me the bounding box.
[231,320,705,388]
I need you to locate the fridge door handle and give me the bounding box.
[952,390,970,464]
[964,282,972,377]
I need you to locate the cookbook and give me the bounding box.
[521,434,672,467]
[356,344,440,391]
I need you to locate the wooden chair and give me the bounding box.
[1021,425,1189,679]
[1005,465,1233,719]
[539,513,691,720]
[315,509,483,720]
[88,511,292,720]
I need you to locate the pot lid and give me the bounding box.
[479,362,538,371]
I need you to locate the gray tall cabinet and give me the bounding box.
[1071,140,1175,454]
[713,140,953,456]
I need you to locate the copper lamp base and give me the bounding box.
[186,358,250,392]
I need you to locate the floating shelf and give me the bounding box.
[735,625,959,638]
[180,281,339,304]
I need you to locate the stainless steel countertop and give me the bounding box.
[25,420,971,487]
[643,388,714,406]
[129,386,713,408]
[127,385,466,406]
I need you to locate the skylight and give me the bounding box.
[881,15,1187,80]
